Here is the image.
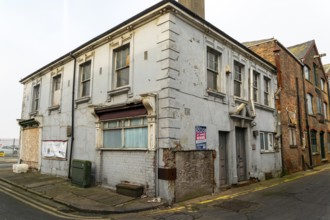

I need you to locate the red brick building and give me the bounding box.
[244,38,308,174]
[289,40,330,167]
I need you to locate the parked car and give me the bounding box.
[0,145,18,157]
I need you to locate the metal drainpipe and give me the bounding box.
[156,93,160,197]
[68,53,77,179]
[301,64,313,168]
[273,43,285,176]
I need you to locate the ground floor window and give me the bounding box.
[103,117,148,149]
[289,127,297,147]
[310,130,317,153]
[328,133,330,152]
[260,132,274,152]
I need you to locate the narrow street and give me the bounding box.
[1,158,330,220]
[114,168,330,220]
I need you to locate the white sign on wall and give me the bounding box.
[42,140,67,159]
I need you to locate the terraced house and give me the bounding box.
[244,38,308,174]
[18,0,281,203]
[288,41,330,167]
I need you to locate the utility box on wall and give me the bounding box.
[71,159,91,187]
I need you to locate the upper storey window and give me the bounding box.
[79,60,92,98]
[234,61,244,98]
[304,66,310,81]
[207,47,221,91]
[114,44,130,88]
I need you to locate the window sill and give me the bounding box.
[234,97,248,104]
[99,148,148,151]
[312,152,319,156]
[260,150,276,154]
[48,105,60,112]
[254,103,275,112]
[29,111,39,116]
[107,86,130,101]
[206,89,226,100]
[75,96,90,105]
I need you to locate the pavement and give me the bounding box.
[0,157,166,214]
[1,156,330,216]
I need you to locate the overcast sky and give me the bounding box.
[1,0,329,138]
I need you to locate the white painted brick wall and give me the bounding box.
[101,151,156,196]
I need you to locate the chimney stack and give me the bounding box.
[178,0,205,19]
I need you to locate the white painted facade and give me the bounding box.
[19,1,281,203]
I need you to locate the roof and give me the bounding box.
[242,38,275,47]
[243,38,303,66]
[20,0,276,83]
[324,64,330,73]
[287,40,315,60]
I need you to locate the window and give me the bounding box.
[313,63,318,86]
[32,84,40,112]
[79,61,91,97]
[234,61,244,97]
[321,78,325,91]
[317,96,322,114]
[289,127,297,147]
[260,132,274,152]
[324,103,328,119]
[52,75,61,106]
[114,44,130,88]
[307,93,313,114]
[264,77,270,106]
[103,117,148,149]
[304,66,310,80]
[252,71,259,102]
[207,47,220,90]
[310,130,317,153]
[328,133,330,152]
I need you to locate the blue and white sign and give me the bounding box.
[195,126,207,150]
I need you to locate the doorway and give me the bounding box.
[236,127,247,182]
[320,132,326,159]
[219,131,228,185]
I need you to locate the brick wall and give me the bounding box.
[248,40,307,173]
[100,151,156,196]
[302,47,330,166]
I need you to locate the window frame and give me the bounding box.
[304,65,311,81]
[263,76,270,106]
[260,132,274,152]
[234,61,244,98]
[114,44,130,89]
[328,132,330,152]
[79,60,92,98]
[321,78,325,91]
[206,47,221,91]
[313,63,318,86]
[307,93,313,115]
[51,74,61,106]
[310,130,318,153]
[324,102,328,119]
[289,127,297,147]
[252,70,259,102]
[102,117,148,149]
[317,96,322,114]
[31,84,40,113]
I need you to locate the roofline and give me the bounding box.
[20,0,276,83]
[245,38,304,66]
